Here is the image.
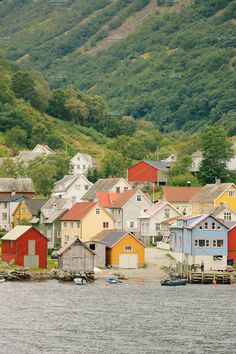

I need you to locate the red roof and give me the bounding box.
[163,186,202,202]
[60,202,95,221]
[96,192,120,208]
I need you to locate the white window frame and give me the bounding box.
[228,190,235,198]
[95,208,100,215]
[224,212,231,221]
[124,246,133,251]
[136,194,142,202]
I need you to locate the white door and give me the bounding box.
[119,254,138,269]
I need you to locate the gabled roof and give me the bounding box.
[32,144,54,154]
[0,178,35,193]
[44,209,68,224]
[191,183,235,203]
[23,199,48,216]
[142,160,170,170]
[82,178,131,201]
[1,225,48,241]
[60,202,96,221]
[92,230,145,248]
[202,203,236,216]
[171,214,229,230]
[161,216,180,225]
[57,237,95,256]
[109,189,145,209]
[139,201,181,219]
[41,198,72,219]
[0,194,29,203]
[163,186,202,203]
[96,192,120,208]
[52,174,92,194]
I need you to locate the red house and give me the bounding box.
[127,160,170,185]
[1,226,48,268]
[228,225,236,265]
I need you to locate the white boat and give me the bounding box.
[93,267,102,279]
[74,277,86,285]
[0,278,5,283]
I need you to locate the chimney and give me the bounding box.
[215,178,221,186]
[11,189,16,196]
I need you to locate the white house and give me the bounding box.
[70,152,95,175]
[0,195,28,231]
[52,175,93,202]
[139,201,182,244]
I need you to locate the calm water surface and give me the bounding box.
[0,279,236,354]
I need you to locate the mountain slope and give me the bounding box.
[0,0,236,133]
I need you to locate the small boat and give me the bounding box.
[94,267,102,279]
[160,279,187,286]
[0,278,5,283]
[74,277,86,285]
[106,277,122,284]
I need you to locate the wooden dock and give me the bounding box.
[188,272,231,284]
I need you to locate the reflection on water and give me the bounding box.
[0,279,236,354]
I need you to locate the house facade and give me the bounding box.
[162,186,202,216]
[228,225,236,265]
[107,189,152,236]
[70,152,95,175]
[60,202,115,245]
[139,201,182,244]
[57,238,95,271]
[84,240,106,267]
[13,199,47,226]
[169,215,228,270]
[93,230,145,268]
[1,226,48,268]
[0,195,28,231]
[191,181,236,214]
[52,174,93,202]
[127,160,170,186]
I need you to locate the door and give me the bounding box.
[119,254,138,269]
[24,240,39,268]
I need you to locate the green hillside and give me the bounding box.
[0,0,236,133]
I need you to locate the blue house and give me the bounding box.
[169,214,229,270]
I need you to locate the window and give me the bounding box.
[179,237,182,248]
[155,223,160,231]
[124,187,128,191]
[124,246,133,251]
[129,221,135,228]
[204,222,208,229]
[217,225,221,230]
[4,203,7,209]
[164,209,170,218]
[77,221,80,228]
[96,208,100,215]
[199,225,203,230]
[75,185,80,191]
[2,213,7,220]
[217,240,224,247]
[63,221,67,228]
[228,190,235,198]
[136,194,142,202]
[183,208,187,215]
[77,157,80,161]
[103,222,109,229]
[72,196,76,202]
[64,235,69,243]
[206,240,209,247]
[199,240,205,247]
[213,255,223,260]
[213,240,216,247]
[77,165,81,169]
[83,165,86,170]
[70,222,73,228]
[194,240,198,247]
[212,223,215,230]
[47,230,52,240]
[224,212,231,221]
[21,208,26,214]
[89,243,96,251]
[84,185,89,190]
[116,187,120,193]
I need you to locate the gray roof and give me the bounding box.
[57,237,95,256]
[1,226,32,240]
[143,160,171,170]
[52,175,91,194]
[202,204,227,215]
[223,221,236,230]
[191,183,234,203]
[0,178,35,193]
[96,230,144,248]
[82,178,129,201]
[24,199,48,216]
[0,195,29,203]
[44,209,68,224]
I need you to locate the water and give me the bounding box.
[0,279,236,354]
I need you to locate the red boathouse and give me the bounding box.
[127,160,170,185]
[228,225,236,265]
[1,226,48,268]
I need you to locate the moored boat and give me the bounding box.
[160,279,187,286]
[106,277,122,284]
[0,278,6,283]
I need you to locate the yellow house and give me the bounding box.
[191,181,236,214]
[93,230,145,268]
[12,199,47,226]
[60,202,115,246]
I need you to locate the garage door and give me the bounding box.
[119,254,138,269]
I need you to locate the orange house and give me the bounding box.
[93,230,145,268]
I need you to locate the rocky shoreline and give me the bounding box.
[0,269,97,282]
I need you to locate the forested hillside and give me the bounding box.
[0,0,236,133]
